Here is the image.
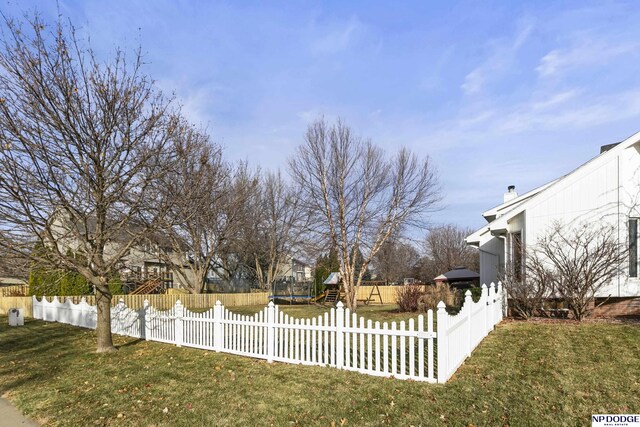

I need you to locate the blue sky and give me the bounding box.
[4,1,640,231]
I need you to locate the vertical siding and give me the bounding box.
[525,154,625,297]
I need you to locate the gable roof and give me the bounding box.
[467,130,640,243]
[481,179,558,222]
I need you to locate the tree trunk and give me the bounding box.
[343,278,358,311]
[95,278,117,353]
[194,269,206,294]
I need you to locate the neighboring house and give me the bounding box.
[466,132,640,315]
[277,257,313,282]
[0,277,27,286]
[0,277,28,296]
[117,235,191,290]
[50,214,195,291]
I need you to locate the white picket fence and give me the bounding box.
[32,283,504,383]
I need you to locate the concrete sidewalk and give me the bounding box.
[0,398,38,427]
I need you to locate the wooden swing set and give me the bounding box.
[313,275,383,306]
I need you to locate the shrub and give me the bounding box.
[469,286,483,303]
[395,285,425,312]
[417,282,459,312]
[28,267,61,296]
[59,271,91,296]
[108,274,124,295]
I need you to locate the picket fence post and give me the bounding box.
[114,298,125,334]
[335,302,345,369]
[485,283,492,334]
[143,299,151,341]
[488,283,496,330]
[497,281,505,320]
[52,296,60,322]
[32,295,36,319]
[436,301,448,383]
[175,300,184,347]
[214,301,223,352]
[266,301,276,363]
[465,290,472,358]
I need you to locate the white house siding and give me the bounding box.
[478,236,503,286]
[525,145,640,297]
[525,154,620,242]
[469,138,640,300]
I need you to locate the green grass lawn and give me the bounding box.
[0,312,639,426]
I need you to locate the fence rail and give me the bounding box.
[30,283,504,383]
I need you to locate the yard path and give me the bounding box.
[0,398,39,427]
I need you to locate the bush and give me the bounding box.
[108,274,124,295]
[395,285,425,312]
[28,267,61,296]
[417,282,459,312]
[469,286,483,303]
[59,271,91,295]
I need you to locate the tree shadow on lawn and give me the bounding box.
[116,338,145,349]
[0,318,142,396]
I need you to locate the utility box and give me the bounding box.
[8,308,24,326]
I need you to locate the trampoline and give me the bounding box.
[269,278,314,304]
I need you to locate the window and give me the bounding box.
[629,218,638,277]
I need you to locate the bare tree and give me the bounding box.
[245,171,308,290]
[0,246,29,280]
[207,163,261,290]
[423,224,479,280]
[372,238,420,284]
[289,118,440,310]
[0,16,177,352]
[530,222,625,320]
[156,122,233,294]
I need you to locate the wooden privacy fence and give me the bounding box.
[31,283,505,383]
[64,292,270,310]
[0,292,269,316]
[356,285,397,303]
[0,288,390,317]
[0,285,28,297]
[0,296,32,316]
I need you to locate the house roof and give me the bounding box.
[481,179,559,222]
[60,214,187,251]
[323,272,341,285]
[434,267,479,282]
[467,130,640,243]
[0,277,27,286]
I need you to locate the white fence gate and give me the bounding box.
[32,283,504,383]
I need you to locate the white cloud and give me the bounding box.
[537,39,639,78]
[311,16,365,55]
[155,78,230,128]
[461,22,534,95]
[461,68,485,95]
[531,90,579,110]
[496,88,640,134]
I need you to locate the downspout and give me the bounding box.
[497,234,508,277]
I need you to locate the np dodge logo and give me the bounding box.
[592,414,640,427]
